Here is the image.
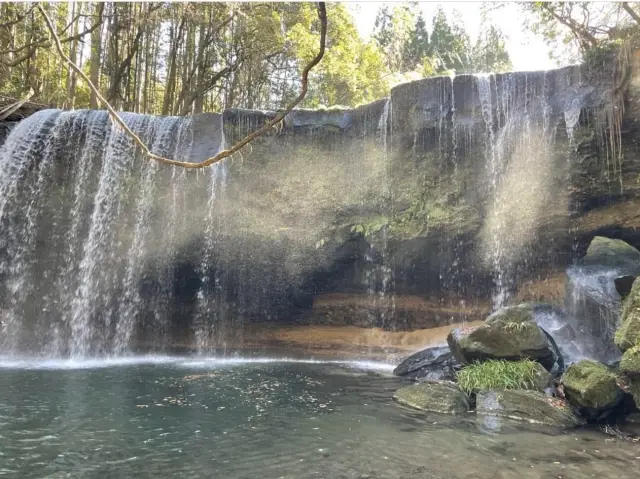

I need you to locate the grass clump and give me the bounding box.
[456,359,549,394]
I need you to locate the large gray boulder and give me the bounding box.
[393,346,460,382]
[582,236,640,274]
[393,381,469,415]
[476,389,584,428]
[447,304,560,371]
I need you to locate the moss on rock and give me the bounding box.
[561,360,623,410]
[620,345,640,376]
[393,381,469,415]
[582,236,640,273]
[615,277,640,351]
[448,304,558,370]
[456,359,552,394]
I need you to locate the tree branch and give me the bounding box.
[622,2,640,24]
[37,2,328,169]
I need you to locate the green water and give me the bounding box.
[0,357,638,478]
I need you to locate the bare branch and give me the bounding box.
[622,2,640,24]
[37,2,328,169]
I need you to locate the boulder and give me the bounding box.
[564,266,622,363]
[476,389,584,428]
[615,277,640,351]
[615,275,636,299]
[620,346,640,376]
[393,346,460,382]
[561,360,624,419]
[447,304,560,371]
[628,379,640,409]
[393,381,469,415]
[581,236,640,274]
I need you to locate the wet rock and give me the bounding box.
[393,381,469,415]
[476,389,584,428]
[615,275,636,299]
[628,379,640,409]
[447,304,560,371]
[615,277,640,351]
[561,360,624,419]
[393,346,460,382]
[582,236,640,274]
[564,266,622,363]
[620,347,640,376]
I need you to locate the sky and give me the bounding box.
[346,1,559,72]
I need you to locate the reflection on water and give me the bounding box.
[0,359,638,478]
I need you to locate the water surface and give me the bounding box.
[0,357,638,478]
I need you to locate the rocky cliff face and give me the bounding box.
[0,50,638,354]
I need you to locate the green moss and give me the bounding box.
[456,359,551,394]
[616,277,640,351]
[561,360,621,409]
[620,345,640,376]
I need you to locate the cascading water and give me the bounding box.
[0,109,221,357]
[194,128,228,354]
[476,72,563,310]
[363,99,395,328]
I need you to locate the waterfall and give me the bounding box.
[0,109,213,357]
[194,121,228,354]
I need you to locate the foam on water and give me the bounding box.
[0,355,395,372]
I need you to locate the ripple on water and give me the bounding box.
[0,360,638,479]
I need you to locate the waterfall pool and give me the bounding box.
[0,357,638,478]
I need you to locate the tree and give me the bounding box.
[404,12,429,71]
[470,25,512,73]
[516,2,640,62]
[372,3,419,73]
[38,2,329,169]
[429,7,471,73]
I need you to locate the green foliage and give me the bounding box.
[456,359,547,394]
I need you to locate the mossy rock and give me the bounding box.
[561,360,623,412]
[456,359,552,394]
[393,381,469,415]
[628,379,640,409]
[476,389,584,428]
[620,346,640,376]
[447,304,558,370]
[582,236,640,274]
[615,277,640,351]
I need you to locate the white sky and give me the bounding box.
[346,1,558,72]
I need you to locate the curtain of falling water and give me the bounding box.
[0,109,210,357]
[476,73,560,310]
[194,131,227,354]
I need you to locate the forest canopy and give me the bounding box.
[1,1,639,115]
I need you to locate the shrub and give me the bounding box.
[456,359,549,394]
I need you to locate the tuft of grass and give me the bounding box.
[456,359,547,394]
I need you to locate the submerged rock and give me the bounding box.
[393,346,460,382]
[561,360,624,419]
[393,381,469,415]
[616,277,640,351]
[447,304,560,371]
[582,236,640,274]
[476,389,584,428]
